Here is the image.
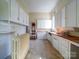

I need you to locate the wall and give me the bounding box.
[29,12,51,39]
[29,12,51,23]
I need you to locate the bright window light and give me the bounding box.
[37,20,51,29]
[52,16,55,30]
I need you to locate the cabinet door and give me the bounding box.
[61,7,65,27]
[46,33,49,40]
[19,7,24,24]
[77,0,79,27]
[0,0,10,20]
[52,38,56,48]
[65,0,76,27]
[55,12,61,28]
[26,13,29,26]
[61,38,71,59]
[58,38,62,53]
[10,0,18,22]
[23,12,27,25]
[55,36,63,53]
[53,36,59,50]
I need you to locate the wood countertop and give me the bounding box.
[48,32,79,47]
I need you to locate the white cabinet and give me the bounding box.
[51,35,59,50]
[47,33,50,41]
[47,34,59,51]
[23,12,27,25]
[46,33,53,45]
[0,0,29,59]
[10,0,19,22]
[61,7,66,27]
[55,35,71,59]
[37,32,47,40]
[65,0,76,27]
[55,12,62,28]
[26,13,29,26]
[0,0,29,26]
[47,33,71,59]
[19,7,24,24]
[58,37,62,54]
[77,0,79,27]
[0,0,10,20]
[61,38,71,59]
[0,0,18,21]
[19,7,29,25]
[53,35,59,50]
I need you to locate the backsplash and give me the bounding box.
[54,27,74,34]
[73,27,79,32]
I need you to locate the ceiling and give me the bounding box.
[22,0,58,12]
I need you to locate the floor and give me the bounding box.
[25,39,64,59]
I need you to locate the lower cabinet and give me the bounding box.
[53,37,59,50]
[70,44,79,59]
[46,33,52,42]
[54,35,71,59]
[12,34,29,59]
[47,33,72,59]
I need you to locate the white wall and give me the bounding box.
[29,12,51,23]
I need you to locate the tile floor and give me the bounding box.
[25,39,63,59]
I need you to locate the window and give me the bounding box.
[37,20,51,29]
[51,16,55,30]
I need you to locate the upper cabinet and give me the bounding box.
[0,0,29,26]
[77,0,79,27]
[10,0,19,23]
[65,0,76,27]
[61,7,65,27]
[19,7,29,26]
[55,12,62,28]
[19,7,25,24]
[0,0,18,21]
[26,13,29,26]
[0,0,10,20]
